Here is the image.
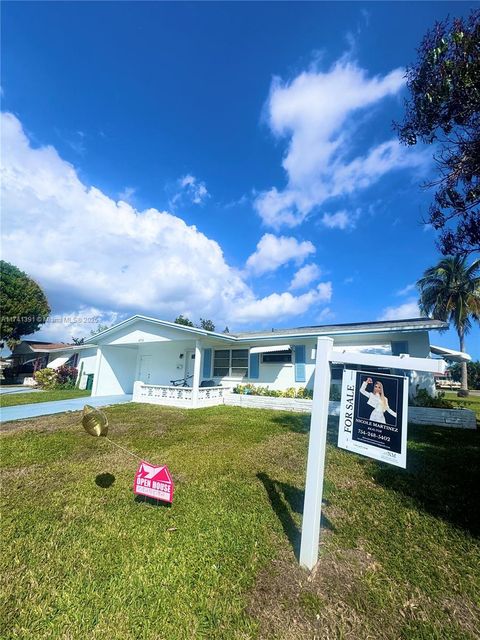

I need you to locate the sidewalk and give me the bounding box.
[0,394,132,424]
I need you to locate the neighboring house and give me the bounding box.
[84,315,466,407]
[8,341,96,385]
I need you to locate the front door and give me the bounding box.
[139,355,152,383]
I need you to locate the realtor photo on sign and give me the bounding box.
[338,369,409,468]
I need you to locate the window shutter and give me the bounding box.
[294,345,306,382]
[202,348,212,378]
[249,352,259,379]
[391,341,409,356]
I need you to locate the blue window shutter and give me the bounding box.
[391,341,409,356]
[295,345,306,382]
[249,353,259,379]
[202,348,212,378]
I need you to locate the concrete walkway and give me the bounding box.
[0,394,132,423]
[0,386,40,395]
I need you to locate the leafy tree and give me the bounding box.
[90,324,112,336]
[396,10,480,255]
[199,318,215,332]
[417,255,480,391]
[0,261,51,350]
[72,337,85,345]
[174,315,194,327]
[448,360,480,390]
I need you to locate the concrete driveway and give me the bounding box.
[0,394,132,423]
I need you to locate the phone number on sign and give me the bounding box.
[357,429,391,443]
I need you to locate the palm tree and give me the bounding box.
[417,256,480,392]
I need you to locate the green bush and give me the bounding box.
[34,368,58,390]
[457,389,469,398]
[233,384,313,399]
[410,387,454,409]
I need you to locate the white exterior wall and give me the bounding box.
[93,346,138,396]
[76,348,98,390]
[135,340,199,386]
[210,340,317,391]
[211,332,435,395]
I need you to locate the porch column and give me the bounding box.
[91,347,103,397]
[192,340,202,407]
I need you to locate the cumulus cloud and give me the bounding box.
[0,113,331,336]
[378,299,420,321]
[246,233,315,275]
[232,282,332,323]
[255,57,429,228]
[289,263,321,290]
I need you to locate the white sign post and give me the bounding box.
[299,337,446,571]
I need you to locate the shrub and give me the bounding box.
[297,387,313,399]
[410,387,454,409]
[56,365,78,388]
[233,384,313,399]
[457,389,469,398]
[34,368,58,389]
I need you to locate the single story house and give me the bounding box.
[8,340,97,387]
[77,315,467,408]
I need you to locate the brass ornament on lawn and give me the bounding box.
[82,405,109,437]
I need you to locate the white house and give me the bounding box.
[80,315,464,408]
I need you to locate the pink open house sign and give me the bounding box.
[133,461,174,503]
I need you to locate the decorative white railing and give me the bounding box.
[132,382,231,407]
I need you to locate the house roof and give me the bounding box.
[88,315,448,345]
[430,344,471,363]
[14,341,91,354]
[233,318,447,340]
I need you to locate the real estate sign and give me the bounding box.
[337,369,409,468]
[133,461,174,503]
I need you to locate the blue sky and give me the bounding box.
[1,1,479,358]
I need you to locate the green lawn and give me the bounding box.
[1,405,479,639]
[0,388,91,407]
[444,391,480,420]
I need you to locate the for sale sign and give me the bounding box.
[133,461,174,503]
[337,369,409,468]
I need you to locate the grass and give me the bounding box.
[444,391,480,420]
[0,388,91,407]
[1,405,479,639]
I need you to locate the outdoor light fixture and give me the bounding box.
[179,353,184,359]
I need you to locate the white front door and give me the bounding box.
[139,355,152,383]
[185,350,196,381]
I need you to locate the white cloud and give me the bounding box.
[289,263,321,290]
[0,112,331,335]
[317,306,335,322]
[396,283,416,296]
[173,174,210,206]
[320,209,358,230]
[378,299,420,321]
[246,233,315,275]
[32,308,121,343]
[118,186,136,202]
[232,282,332,324]
[255,57,429,229]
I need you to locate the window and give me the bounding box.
[213,349,248,377]
[262,349,292,364]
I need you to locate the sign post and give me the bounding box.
[299,338,333,571]
[299,338,446,571]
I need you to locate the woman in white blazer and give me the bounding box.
[359,377,397,424]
